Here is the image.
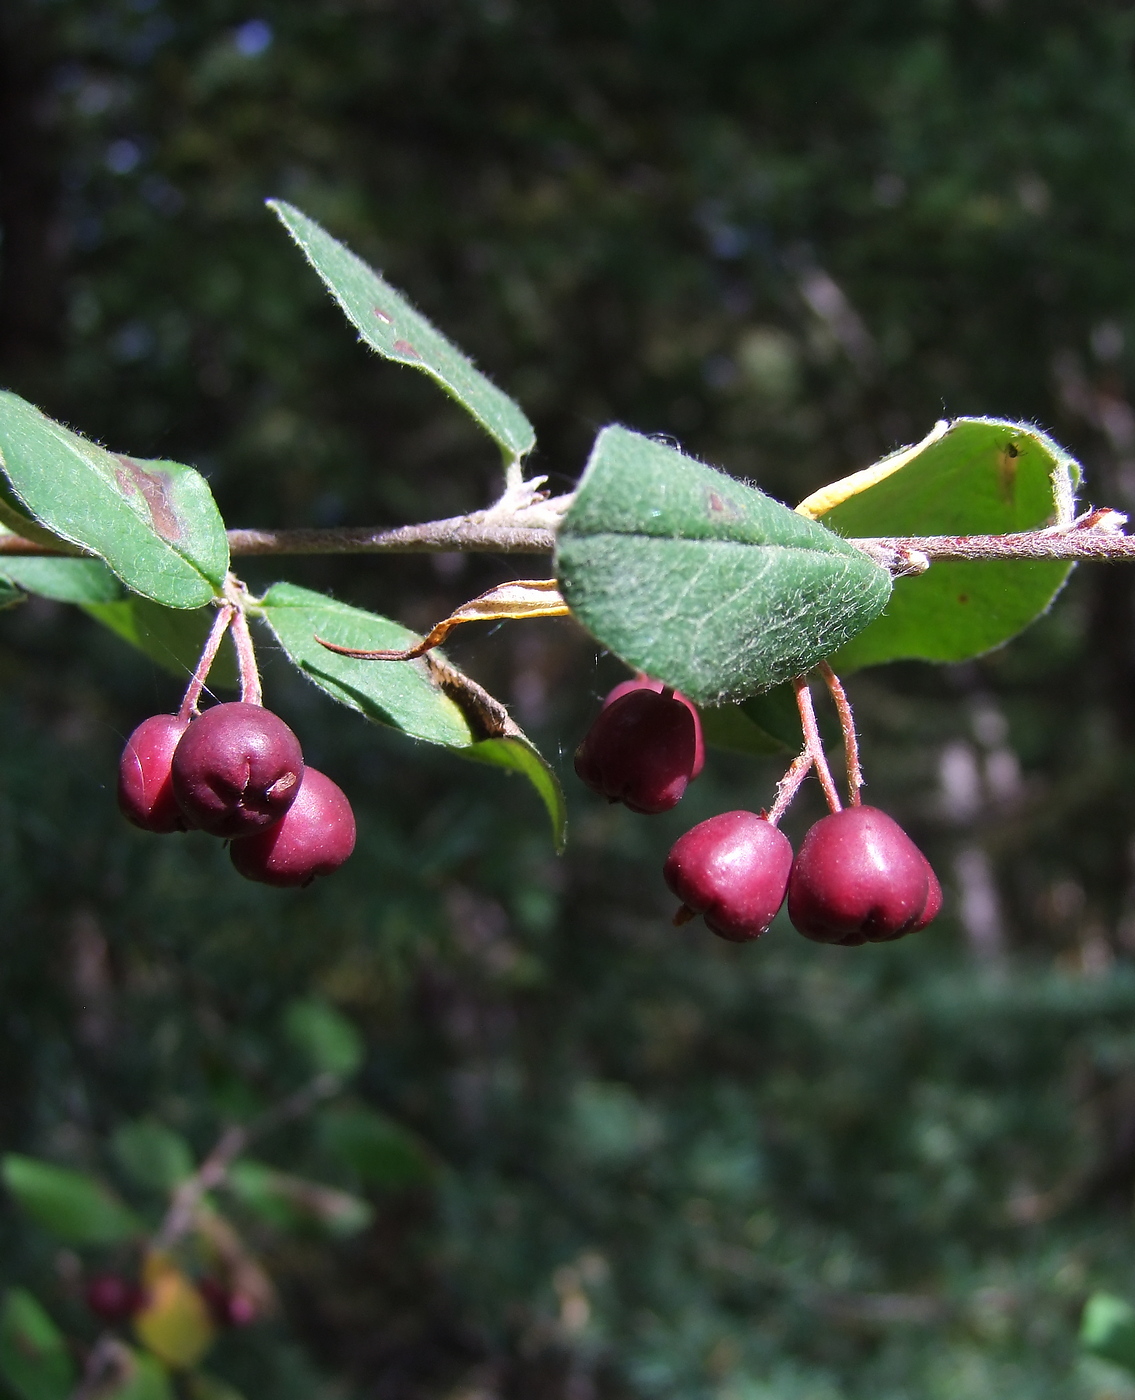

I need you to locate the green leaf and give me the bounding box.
[83,598,239,690]
[268,200,535,461]
[283,997,363,1078]
[798,417,1079,671]
[257,583,566,849]
[317,1105,437,1189]
[0,555,125,605]
[1081,1292,1135,1376]
[556,426,892,704]
[0,1291,74,1400]
[0,392,228,607]
[111,1120,195,1193]
[2,1154,141,1245]
[226,1160,374,1237]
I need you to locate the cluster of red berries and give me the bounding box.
[118,702,356,888]
[576,677,941,945]
[85,1271,258,1328]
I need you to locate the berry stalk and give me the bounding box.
[792,675,842,814]
[818,662,862,807]
[230,606,263,707]
[178,603,235,721]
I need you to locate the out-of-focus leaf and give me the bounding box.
[0,1290,73,1400]
[2,1154,141,1245]
[226,1161,374,1237]
[701,685,804,757]
[283,997,363,1078]
[84,598,239,690]
[133,1254,214,1371]
[0,392,228,607]
[1081,1292,1135,1376]
[797,417,1080,671]
[268,200,535,460]
[111,1121,195,1194]
[317,1105,437,1189]
[87,1343,174,1400]
[556,426,892,704]
[0,555,124,604]
[186,1374,246,1400]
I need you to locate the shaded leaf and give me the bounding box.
[0,1290,73,1400]
[317,1104,437,1190]
[0,392,228,607]
[283,998,363,1078]
[186,1374,246,1400]
[0,555,124,604]
[226,1161,373,1237]
[1081,1292,1135,1376]
[268,200,535,461]
[133,1254,214,1371]
[258,583,566,848]
[3,1154,141,1245]
[556,426,892,704]
[797,417,1080,670]
[111,1120,195,1194]
[84,598,239,690]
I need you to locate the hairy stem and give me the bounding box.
[818,662,862,806]
[230,606,262,707]
[767,748,814,827]
[178,603,234,721]
[793,675,842,814]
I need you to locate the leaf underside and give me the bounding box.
[556,426,893,705]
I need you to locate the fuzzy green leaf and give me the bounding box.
[799,417,1079,670]
[2,1155,141,1245]
[268,200,535,461]
[0,1291,74,1400]
[556,426,892,704]
[257,583,565,849]
[0,392,228,608]
[0,555,125,605]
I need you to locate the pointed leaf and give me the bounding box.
[268,200,535,460]
[111,1121,195,1194]
[0,392,228,607]
[83,598,239,690]
[0,556,125,604]
[257,583,565,848]
[283,998,363,1078]
[797,417,1080,670]
[3,1154,141,1245]
[556,426,892,704]
[317,1105,437,1189]
[0,1291,73,1400]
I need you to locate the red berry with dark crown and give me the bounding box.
[171,702,304,837]
[664,810,794,941]
[118,714,191,833]
[787,805,940,946]
[229,767,356,887]
[602,676,705,778]
[575,686,698,814]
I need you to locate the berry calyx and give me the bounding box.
[787,805,940,945]
[118,714,191,833]
[602,676,705,778]
[229,767,356,887]
[85,1272,145,1324]
[575,687,699,814]
[664,810,794,941]
[171,702,304,837]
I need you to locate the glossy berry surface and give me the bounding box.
[118,714,191,833]
[664,810,794,941]
[787,805,940,945]
[230,767,356,887]
[172,702,304,837]
[85,1272,145,1324]
[602,676,705,778]
[575,687,698,814]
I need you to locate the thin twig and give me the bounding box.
[154,1071,341,1251]
[229,607,262,707]
[792,675,842,814]
[178,603,234,721]
[818,662,862,806]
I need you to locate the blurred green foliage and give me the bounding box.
[6,1,1135,1396]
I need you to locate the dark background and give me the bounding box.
[3,1,1135,1396]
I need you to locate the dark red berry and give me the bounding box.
[198,1278,258,1328]
[85,1272,145,1324]
[171,702,304,837]
[229,767,356,887]
[118,714,190,833]
[787,805,940,946]
[664,810,794,941]
[575,688,698,814]
[602,677,705,778]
